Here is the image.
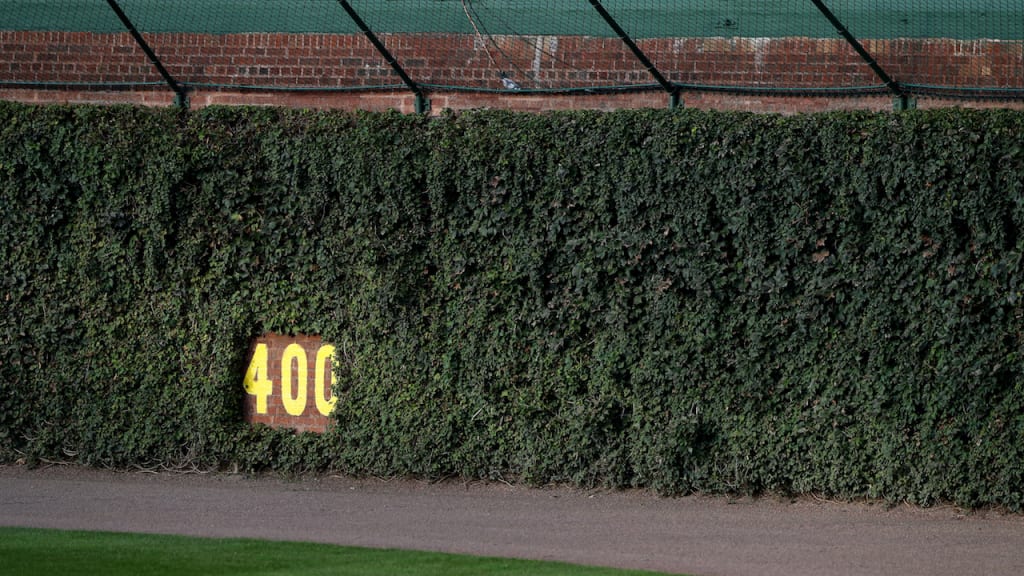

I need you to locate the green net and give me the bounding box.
[2,1,1022,100]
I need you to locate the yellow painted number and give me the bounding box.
[243,343,273,414]
[244,341,339,418]
[315,345,338,416]
[281,343,308,416]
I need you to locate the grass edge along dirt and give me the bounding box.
[0,527,682,576]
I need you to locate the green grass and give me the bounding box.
[0,527,679,576]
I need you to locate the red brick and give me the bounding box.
[1,31,1021,112]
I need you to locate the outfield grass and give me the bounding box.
[0,527,679,576]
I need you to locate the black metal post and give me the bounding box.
[586,0,681,109]
[808,0,913,109]
[336,0,429,113]
[105,0,188,108]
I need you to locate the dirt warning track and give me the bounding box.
[1,465,1022,576]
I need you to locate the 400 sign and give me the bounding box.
[243,338,338,421]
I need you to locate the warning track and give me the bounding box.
[1,465,1023,576]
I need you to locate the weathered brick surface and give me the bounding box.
[242,333,334,434]
[1,31,1021,112]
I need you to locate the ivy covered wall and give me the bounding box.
[1,102,1021,508]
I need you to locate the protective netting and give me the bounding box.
[2,1,1022,100]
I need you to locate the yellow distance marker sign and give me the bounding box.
[242,334,336,433]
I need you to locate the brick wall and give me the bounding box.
[2,30,1022,113]
[242,333,336,434]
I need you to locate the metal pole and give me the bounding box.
[105,0,188,108]
[336,0,429,113]
[586,0,681,109]
[808,0,911,108]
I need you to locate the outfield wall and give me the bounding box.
[2,103,1022,508]
[2,31,1022,113]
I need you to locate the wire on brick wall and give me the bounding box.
[1,0,1021,103]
